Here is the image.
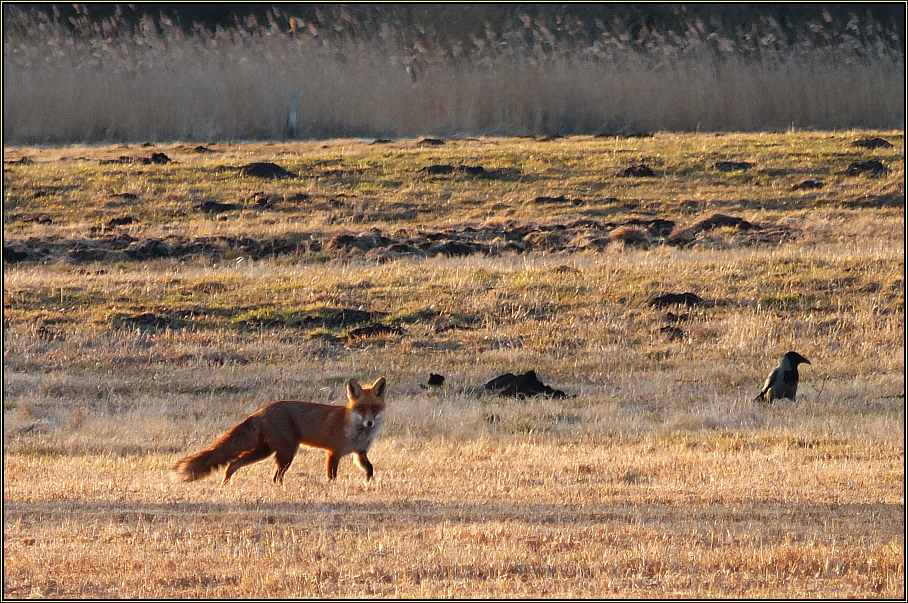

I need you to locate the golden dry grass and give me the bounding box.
[3,433,903,598]
[3,132,905,598]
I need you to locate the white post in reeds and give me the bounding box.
[286,91,299,138]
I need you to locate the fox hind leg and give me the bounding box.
[272,448,297,485]
[223,444,272,485]
[326,452,341,481]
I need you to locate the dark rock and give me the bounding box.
[417,138,445,146]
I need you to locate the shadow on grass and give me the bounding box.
[4,497,902,535]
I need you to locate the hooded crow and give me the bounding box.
[754,351,811,402]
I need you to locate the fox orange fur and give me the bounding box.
[172,377,387,485]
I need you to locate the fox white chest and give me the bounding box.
[344,411,385,452]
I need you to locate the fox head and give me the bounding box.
[345,376,387,430]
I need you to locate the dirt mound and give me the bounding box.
[715,161,753,172]
[668,213,761,246]
[617,164,655,177]
[841,160,889,176]
[2,233,311,264]
[792,179,824,190]
[233,307,382,330]
[852,137,893,149]
[420,164,487,176]
[99,153,171,165]
[649,292,707,307]
[484,370,569,399]
[237,162,298,179]
[3,213,796,265]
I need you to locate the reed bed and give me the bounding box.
[3,7,904,143]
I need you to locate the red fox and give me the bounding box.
[172,377,387,485]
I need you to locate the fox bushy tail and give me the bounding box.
[172,416,262,482]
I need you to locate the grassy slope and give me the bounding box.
[2,132,905,597]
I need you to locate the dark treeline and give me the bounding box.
[4,3,905,52]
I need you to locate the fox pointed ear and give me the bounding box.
[346,378,363,400]
[371,376,387,398]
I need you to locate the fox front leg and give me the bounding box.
[354,451,374,480]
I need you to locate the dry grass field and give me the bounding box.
[3,132,905,598]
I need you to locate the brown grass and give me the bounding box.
[3,132,904,597]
